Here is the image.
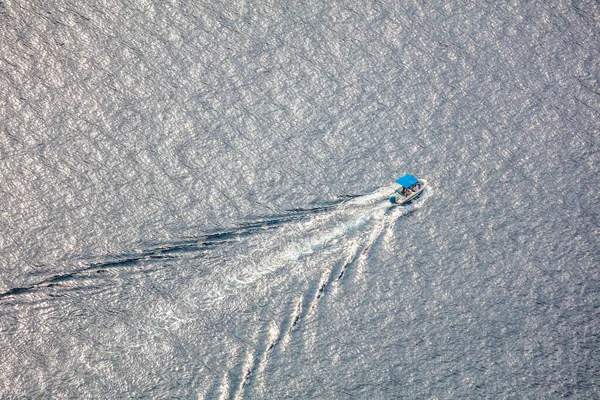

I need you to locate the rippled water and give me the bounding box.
[1,0,599,398]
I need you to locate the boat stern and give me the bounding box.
[390,175,426,205]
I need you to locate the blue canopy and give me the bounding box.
[395,174,418,188]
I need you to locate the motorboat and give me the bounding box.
[389,174,426,204]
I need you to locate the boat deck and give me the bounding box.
[395,181,426,204]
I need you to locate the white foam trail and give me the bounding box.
[290,185,433,261]
[344,185,396,206]
[198,186,433,308]
[289,202,389,260]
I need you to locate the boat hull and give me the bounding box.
[394,179,427,204]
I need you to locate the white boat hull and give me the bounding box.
[393,179,427,204]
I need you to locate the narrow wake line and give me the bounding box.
[235,295,306,397]
[0,208,331,301]
[230,186,433,395]
[0,233,238,300]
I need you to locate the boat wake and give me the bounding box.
[198,184,433,308]
[0,185,433,309]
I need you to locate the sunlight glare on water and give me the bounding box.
[0,0,598,398]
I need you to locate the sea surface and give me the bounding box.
[1,0,599,398]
